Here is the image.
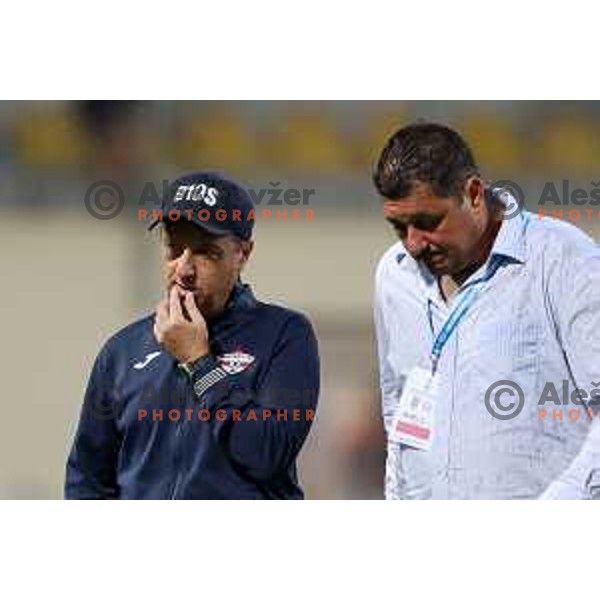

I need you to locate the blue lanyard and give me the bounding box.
[430,257,502,374]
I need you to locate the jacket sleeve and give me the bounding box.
[188,314,319,483]
[65,346,121,499]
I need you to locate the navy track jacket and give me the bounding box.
[65,284,320,499]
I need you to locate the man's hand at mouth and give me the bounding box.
[153,286,209,363]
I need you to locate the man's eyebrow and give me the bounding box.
[164,236,223,252]
[385,212,438,225]
[191,240,224,253]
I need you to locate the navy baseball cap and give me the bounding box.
[148,172,255,240]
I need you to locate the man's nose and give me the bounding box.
[405,225,427,256]
[175,248,195,281]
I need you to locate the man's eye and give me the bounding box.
[167,245,183,259]
[194,248,223,261]
[414,215,443,231]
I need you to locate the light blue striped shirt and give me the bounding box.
[375,209,600,499]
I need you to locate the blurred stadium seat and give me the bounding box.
[459,112,521,173]
[14,106,87,168]
[173,108,258,172]
[265,109,348,173]
[536,115,600,173]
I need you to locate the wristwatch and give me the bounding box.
[178,354,211,379]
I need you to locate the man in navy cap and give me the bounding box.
[65,172,320,499]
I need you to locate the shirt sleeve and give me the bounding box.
[374,256,405,500]
[187,314,319,484]
[64,345,121,499]
[541,250,600,499]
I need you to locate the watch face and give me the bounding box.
[178,363,194,378]
[178,355,210,380]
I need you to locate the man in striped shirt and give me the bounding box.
[373,123,600,499]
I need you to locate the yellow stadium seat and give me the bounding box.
[173,109,257,171]
[459,113,521,172]
[536,116,600,173]
[14,109,87,168]
[266,110,348,173]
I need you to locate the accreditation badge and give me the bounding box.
[389,366,438,450]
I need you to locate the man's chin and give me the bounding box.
[422,256,450,275]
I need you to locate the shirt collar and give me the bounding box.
[225,280,257,312]
[489,211,527,264]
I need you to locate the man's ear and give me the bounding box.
[463,176,484,209]
[241,240,254,264]
[236,239,254,270]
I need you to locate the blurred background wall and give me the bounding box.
[0,100,599,499]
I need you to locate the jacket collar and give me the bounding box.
[209,281,257,338]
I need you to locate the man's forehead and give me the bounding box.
[163,221,226,244]
[383,179,457,215]
[383,196,452,220]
